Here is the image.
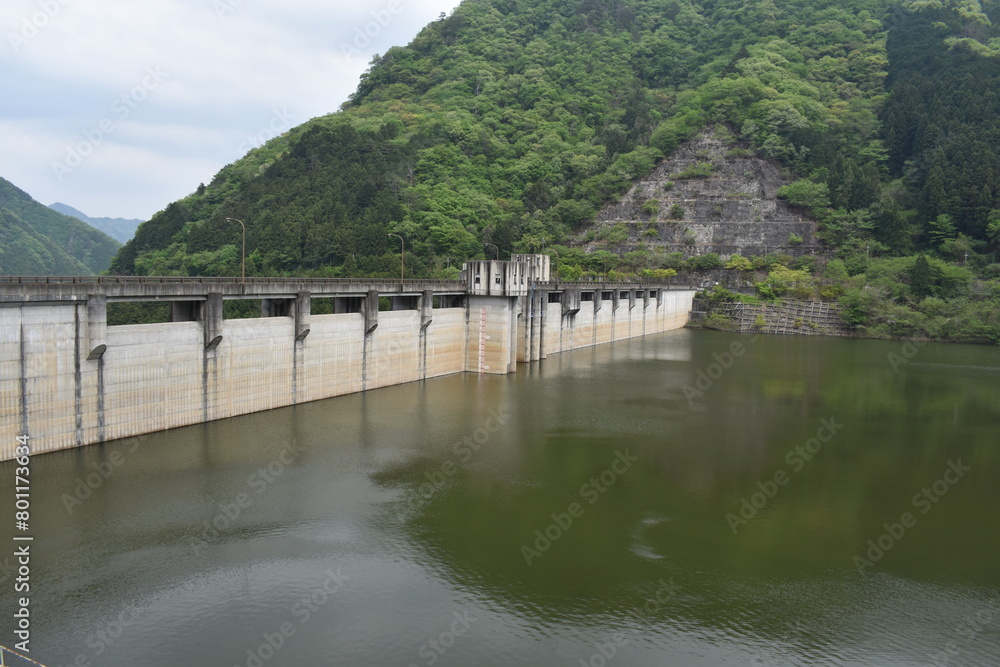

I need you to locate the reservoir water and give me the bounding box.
[2,329,999,666]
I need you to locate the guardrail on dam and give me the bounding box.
[0,257,696,460]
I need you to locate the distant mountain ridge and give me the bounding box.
[0,178,121,276]
[48,202,142,244]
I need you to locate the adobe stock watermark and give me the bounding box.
[578,578,683,667]
[61,435,147,514]
[234,567,349,667]
[52,66,169,181]
[520,449,638,566]
[189,439,303,555]
[928,605,997,666]
[726,417,843,534]
[682,335,758,405]
[887,338,928,373]
[214,0,245,20]
[8,0,72,54]
[60,606,144,667]
[407,609,477,667]
[340,0,405,57]
[391,406,510,526]
[415,408,509,500]
[236,108,295,155]
[853,459,971,574]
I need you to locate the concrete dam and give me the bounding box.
[0,256,695,461]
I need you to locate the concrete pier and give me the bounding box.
[0,261,694,460]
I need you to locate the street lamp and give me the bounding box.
[547,247,560,280]
[388,233,404,284]
[225,217,246,284]
[485,243,499,260]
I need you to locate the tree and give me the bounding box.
[873,196,909,253]
[822,259,849,282]
[927,214,957,248]
[587,250,618,275]
[725,254,753,272]
[689,253,722,270]
[910,254,935,298]
[777,179,830,211]
[986,210,1000,250]
[756,266,815,299]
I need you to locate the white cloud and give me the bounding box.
[1,0,461,221]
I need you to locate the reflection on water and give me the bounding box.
[2,330,999,666]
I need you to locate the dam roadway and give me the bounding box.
[0,259,696,460]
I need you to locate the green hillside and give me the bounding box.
[0,178,121,275]
[107,0,1000,341]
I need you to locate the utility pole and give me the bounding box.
[388,233,404,284]
[224,218,246,284]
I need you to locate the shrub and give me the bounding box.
[777,179,830,210]
[675,162,714,179]
[689,253,723,270]
[725,254,752,273]
[703,313,737,331]
[820,284,844,301]
[756,266,815,299]
[601,223,629,244]
[669,204,685,220]
[559,264,583,280]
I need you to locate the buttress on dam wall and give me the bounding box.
[0,260,694,460]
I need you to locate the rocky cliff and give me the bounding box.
[579,126,822,259]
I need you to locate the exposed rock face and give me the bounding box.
[581,126,822,259]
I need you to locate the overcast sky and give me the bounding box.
[1,0,463,220]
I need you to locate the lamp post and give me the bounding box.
[225,218,246,284]
[485,243,499,261]
[547,247,559,280]
[388,233,404,284]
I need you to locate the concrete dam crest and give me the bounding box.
[0,255,695,460]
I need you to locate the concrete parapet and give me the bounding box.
[0,279,696,461]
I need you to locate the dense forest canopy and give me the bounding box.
[111,0,890,276]
[105,0,1000,341]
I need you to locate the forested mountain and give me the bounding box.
[48,202,142,244]
[0,178,121,275]
[106,0,1000,340]
[109,0,886,276]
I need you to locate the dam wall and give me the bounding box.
[1,271,694,460]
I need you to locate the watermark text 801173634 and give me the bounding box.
[13,434,33,654]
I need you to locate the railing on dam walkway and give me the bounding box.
[0,275,462,286]
[0,275,696,303]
